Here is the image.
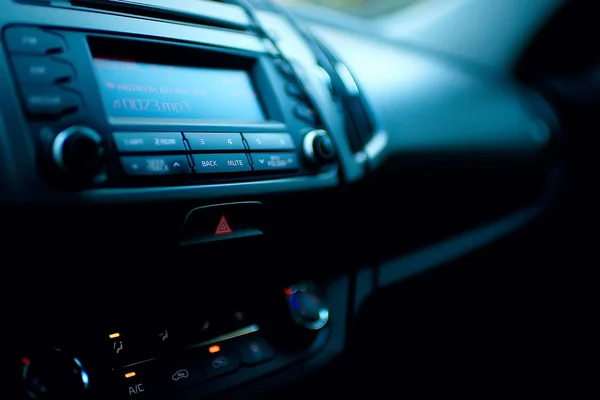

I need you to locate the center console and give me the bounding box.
[19,282,338,400]
[2,1,373,399]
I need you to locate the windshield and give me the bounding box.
[275,0,425,17]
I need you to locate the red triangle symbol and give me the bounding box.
[214,215,233,236]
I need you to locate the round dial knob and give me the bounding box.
[52,126,105,180]
[302,130,336,165]
[20,349,89,400]
[285,286,329,331]
[265,285,329,349]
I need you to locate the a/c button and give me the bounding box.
[192,154,251,174]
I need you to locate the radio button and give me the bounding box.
[4,27,66,55]
[273,59,295,79]
[184,132,244,151]
[121,155,191,176]
[12,56,74,84]
[285,82,305,99]
[21,86,80,116]
[251,152,299,171]
[243,133,295,151]
[294,105,318,125]
[113,132,186,153]
[192,154,251,174]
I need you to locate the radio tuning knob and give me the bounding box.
[52,126,105,182]
[302,129,336,165]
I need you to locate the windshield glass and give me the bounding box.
[275,0,425,17]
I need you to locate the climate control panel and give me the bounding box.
[18,286,330,400]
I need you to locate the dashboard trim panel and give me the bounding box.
[74,167,338,204]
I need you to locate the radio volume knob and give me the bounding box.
[52,126,105,181]
[302,129,336,166]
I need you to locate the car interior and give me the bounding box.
[4,0,595,398]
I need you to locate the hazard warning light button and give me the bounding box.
[214,215,233,236]
[179,202,265,246]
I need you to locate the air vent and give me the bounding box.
[258,0,378,155]
[311,38,377,154]
[67,0,252,31]
[334,61,376,154]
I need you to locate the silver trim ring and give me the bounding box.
[302,129,328,164]
[52,126,103,170]
[288,291,329,331]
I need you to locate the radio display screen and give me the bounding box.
[93,58,267,123]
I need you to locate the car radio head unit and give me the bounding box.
[2,26,338,188]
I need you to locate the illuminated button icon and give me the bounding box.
[146,158,168,172]
[171,369,189,381]
[200,351,240,378]
[113,340,123,354]
[158,329,169,342]
[214,215,233,236]
[211,356,229,369]
[238,338,274,365]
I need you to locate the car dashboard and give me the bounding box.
[1,0,567,399]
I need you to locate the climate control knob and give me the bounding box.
[302,129,336,165]
[20,349,89,400]
[286,287,329,331]
[52,126,105,181]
